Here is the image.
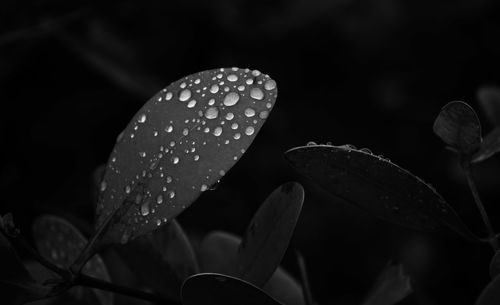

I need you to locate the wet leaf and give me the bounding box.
[476,274,500,305]
[362,263,412,305]
[472,127,500,163]
[32,215,113,305]
[478,86,500,126]
[200,231,304,305]
[285,145,478,241]
[181,273,282,305]
[116,219,199,301]
[433,101,481,156]
[238,182,304,287]
[96,67,278,244]
[490,251,500,279]
[0,231,49,305]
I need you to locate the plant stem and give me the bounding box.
[295,250,314,305]
[76,274,179,305]
[463,164,498,251]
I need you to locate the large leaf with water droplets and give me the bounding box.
[181,273,282,305]
[362,263,412,305]
[0,231,50,305]
[478,86,500,126]
[472,127,500,163]
[237,182,304,287]
[433,101,481,156]
[285,145,478,240]
[96,67,277,244]
[32,215,113,305]
[200,231,304,305]
[116,219,199,301]
[476,274,500,305]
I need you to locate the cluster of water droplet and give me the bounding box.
[96,67,277,243]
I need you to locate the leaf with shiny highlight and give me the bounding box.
[96,67,277,244]
[32,215,113,305]
[285,144,478,241]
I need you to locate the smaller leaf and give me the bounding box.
[490,251,500,279]
[362,263,412,305]
[200,231,304,305]
[477,86,500,126]
[476,274,500,305]
[433,101,481,156]
[472,127,500,163]
[238,182,304,287]
[32,215,113,305]
[0,232,49,305]
[181,273,282,305]
[116,219,199,301]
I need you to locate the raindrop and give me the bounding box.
[234,133,241,139]
[138,114,147,123]
[166,176,172,183]
[172,156,180,164]
[100,180,107,192]
[245,126,255,136]
[213,126,223,136]
[180,82,187,89]
[179,89,191,102]
[244,108,255,117]
[201,184,208,191]
[223,92,240,106]
[210,84,219,94]
[252,70,261,76]
[205,107,219,119]
[165,92,173,100]
[116,131,124,143]
[139,151,146,158]
[182,128,189,136]
[307,141,317,146]
[246,78,254,85]
[141,201,150,216]
[153,131,159,137]
[194,78,201,84]
[231,123,238,130]
[237,85,245,91]
[264,79,276,90]
[250,87,264,100]
[194,155,200,161]
[156,219,161,226]
[225,112,234,120]
[168,191,175,199]
[259,111,269,119]
[187,100,197,108]
[219,170,226,176]
[227,74,238,82]
[125,185,131,194]
[165,125,173,133]
[156,194,164,204]
[208,98,215,106]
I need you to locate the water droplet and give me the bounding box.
[210,84,219,94]
[172,156,180,164]
[165,125,173,133]
[213,126,223,136]
[201,184,208,191]
[165,92,173,100]
[227,74,238,82]
[237,85,245,91]
[139,151,146,158]
[234,133,241,139]
[153,131,159,137]
[125,185,131,194]
[205,107,219,119]
[179,89,191,101]
[141,201,150,216]
[187,100,197,108]
[180,82,187,89]
[246,78,254,85]
[250,87,264,100]
[231,123,238,130]
[194,78,201,84]
[219,170,226,176]
[264,79,276,90]
[168,191,175,198]
[182,128,189,136]
[166,176,172,183]
[307,141,317,146]
[100,180,107,192]
[156,219,162,226]
[259,111,269,119]
[116,131,124,143]
[252,70,261,76]
[223,92,240,106]
[244,108,255,117]
[156,194,163,204]
[245,126,255,136]
[138,114,147,123]
[194,155,200,161]
[225,112,234,120]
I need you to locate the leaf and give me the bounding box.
[96,67,278,244]
[181,273,282,305]
[0,231,49,305]
[472,127,500,163]
[362,263,412,305]
[476,274,500,305]
[433,101,482,156]
[238,182,304,287]
[490,251,500,279]
[116,219,199,301]
[32,215,113,305]
[285,144,478,241]
[477,85,500,126]
[200,231,304,305]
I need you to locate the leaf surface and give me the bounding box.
[285,144,477,240]
[96,67,277,244]
[362,263,412,305]
[473,127,500,163]
[476,274,500,305]
[181,273,282,305]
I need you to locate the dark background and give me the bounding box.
[2,0,500,304]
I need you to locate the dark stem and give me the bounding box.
[76,274,179,305]
[463,162,498,251]
[295,250,314,305]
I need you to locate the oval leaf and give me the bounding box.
[476,274,500,305]
[362,263,412,305]
[433,101,481,155]
[285,145,478,240]
[472,127,500,163]
[32,215,113,305]
[96,67,278,244]
[116,219,199,301]
[478,86,500,126]
[237,182,304,287]
[0,232,49,305]
[490,251,500,279]
[200,231,305,305]
[181,273,282,305]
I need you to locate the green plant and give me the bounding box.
[3,68,500,305]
